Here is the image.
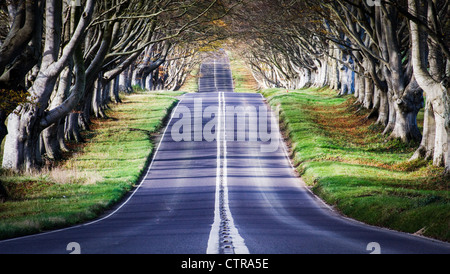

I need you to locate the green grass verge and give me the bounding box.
[0,90,183,240]
[261,87,450,242]
[228,51,259,93]
[181,66,200,93]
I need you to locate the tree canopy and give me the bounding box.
[0,0,449,173]
[226,0,450,173]
[0,0,235,171]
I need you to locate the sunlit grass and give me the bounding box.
[180,66,200,93]
[261,87,450,242]
[228,52,259,93]
[0,90,183,240]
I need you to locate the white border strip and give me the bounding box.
[221,92,249,254]
[206,92,223,254]
[206,92,249,254]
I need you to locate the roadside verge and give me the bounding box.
[0,91,184,240]
[261,87,450,243]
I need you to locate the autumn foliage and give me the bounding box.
[0,89,32,115]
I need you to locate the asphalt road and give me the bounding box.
[0,52,449,254]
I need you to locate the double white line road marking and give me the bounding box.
[206,92,249,254]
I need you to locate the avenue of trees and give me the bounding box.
[229,0,450,173]
[1,0,449,174]
[0,0,233,172]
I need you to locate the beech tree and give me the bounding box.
[0,0,43,146]
[3,0,447,173]
[407,0,450,171]
[2,0,95,171]
[327,1,425,143]
[0,0,42,90]
[1,0,235,172]
[229,0,448,171]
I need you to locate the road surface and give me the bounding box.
[0,52,449,254]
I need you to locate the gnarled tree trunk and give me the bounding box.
[408,0,450,171]
[2,0,94,172]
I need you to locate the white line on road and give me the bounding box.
[206,91,222,254]
[198,63,203,92]
[221,92,249,254]
[214,60,218,92]
[206,92,249,254]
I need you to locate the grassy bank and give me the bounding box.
[228,52,259,93]
[261,87,449,242]
[0,91,183,240]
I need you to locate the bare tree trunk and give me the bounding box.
[2,114,23,170]
[364,76,374,109]
[110,76,122,103]
[387,6,424,143]
[41,65,72,160]
[356,74,365,104]
[42,123,63,160]
[65,112,83,143]
[388,77,423,142]
[92,76,106,118]
[80,91,92,131]
[412,100,435,161]
[408,0,450,170]
[375,89,389,126]
[2,0,95,172]
[0,0,39,77]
